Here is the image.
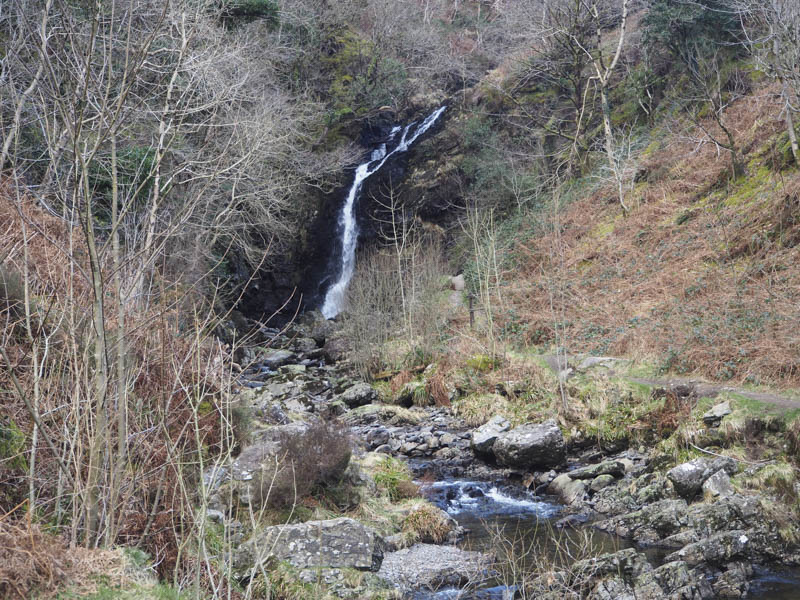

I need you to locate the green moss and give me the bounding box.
[465,354,499,372]
[723,164,772,207]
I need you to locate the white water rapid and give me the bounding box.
[320,106,447,319]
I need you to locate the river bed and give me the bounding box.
[414,478,800,600]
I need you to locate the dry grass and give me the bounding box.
[0,516,147,600]
[401,502,452,544]
[504,85,800,388]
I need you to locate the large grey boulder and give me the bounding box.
[667,457,736,499]
[338,382,378,408]
[548,473,586,505]
[378,544,493,591]
[470,415,511,455]
[234,518,384,572]
[702,470,734,499]
[493,419,565,468]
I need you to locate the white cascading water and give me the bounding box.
[320,105,447,319]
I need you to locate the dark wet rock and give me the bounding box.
[555,513,589,529]
[338,382,378,408]
[667,457,737,500]
[493,420,565,469]
[233,517,384,573]
[377,544,493,591]
[470,415,510,455]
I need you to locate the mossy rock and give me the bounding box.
[465,354,498,372]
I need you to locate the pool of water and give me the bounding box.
[416,478,800,599]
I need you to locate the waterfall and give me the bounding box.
[320,105,446,319]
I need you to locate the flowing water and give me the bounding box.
[320,106,447,319]
[416,479,800,599]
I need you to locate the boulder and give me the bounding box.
[702,470,735,500]
[378,544,492,591]
[591,474,616,492]
[261,349,295,369]
[667,457,736,499]
[549,473,586,505]
[338,382,378,408]
[568,460,625,480]
[289,337,317,353]
[470,415,511,455]
[666,530,753,566]
[493,420,565,468]
[229,422,350,507]
[703,401,732,427]
[234,518,385,572]
[323,333,350,364]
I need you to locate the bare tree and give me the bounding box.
[583,0,631,214]
[739,0,800,164]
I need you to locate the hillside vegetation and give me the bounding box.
[1,0,800,598]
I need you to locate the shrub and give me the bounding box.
[254,421,352,509]
[401,503,452,544]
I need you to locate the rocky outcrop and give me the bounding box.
[526,548,714,600]
[234,518,385,573]
[377,544,493,591]
[492,420,566,469]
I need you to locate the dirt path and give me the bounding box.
[538,353,800,413]
[627,376,800,412]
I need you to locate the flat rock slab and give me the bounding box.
[378,544,493,590]
[471,415,511,454]
[234,517,384,573]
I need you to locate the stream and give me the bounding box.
[414,479,800,600]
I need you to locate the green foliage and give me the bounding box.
[87,144,156,223]
[324,31,408,126]
[0,419,27,471]
[466,354,499,372]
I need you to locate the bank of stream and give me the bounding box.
[222,314,800,599]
